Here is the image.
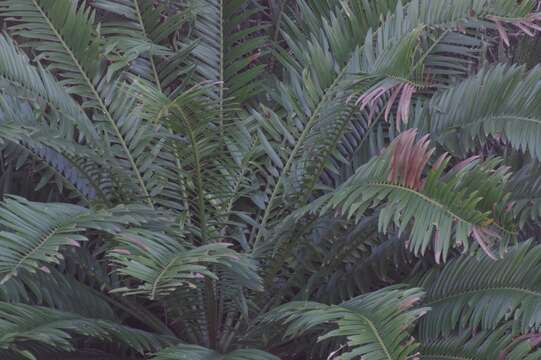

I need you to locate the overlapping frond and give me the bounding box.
[0,33,98,143]
[0,302,172,358]
[0,196,136,284]
[110,228,262,299]
[429,64,541,161]
[420,323,541,359]
[419,241,541,339]
[253,0,538,252]
[0,0,163,206]
[92,0,189,88]
[309,130,514,262]
[192,0,267,104]
[267,286,426,360]
[152,344,279,360]
[0,268,116,320]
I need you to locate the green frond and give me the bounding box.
[267,286,426,360]
[0,268,116,320]
[252,0,400,248]
[0,0,163,207]
[152,344,279,360]
[0,302,173,357]
[310,130,514,262]
[507,162,541,226]
[192,0,268,104]
[419,241,541,338]
[109,228,262,299]
[131,80,257,236]
[419,323,541,359]
[0,196,134,284]
[91,0,184,87]
[0,33,98,143]
[430,64,541,162]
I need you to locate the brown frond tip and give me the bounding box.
[387,129,435,191]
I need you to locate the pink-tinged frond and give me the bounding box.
[449,155,481,173]
[397,83,416,125]
[388,130,434,191]
[123,235,151,252]
[384,84,404,122]
[492,19,510,46]
[470,225,499,260]
[111,248,131,255]
[356,82,416,126]
[489,14,541,47]
[388,129,417,185]
[432,152,450,171]
[67,239,81,247]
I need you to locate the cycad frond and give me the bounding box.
[419,241,541,338]
[310,130,513,262]
[0,33,98,143]
[0,196,133,284]
[253,0,400,247]
[192,0,267,104]
[0,268,116,320]
[152,344,279,360]
[0,302,172,358]
[419,323,541,359]
[430,64,541,161]
[267,286,426,360]
[109,228,262,300]
[0,0,160,206]
[91,0,186,88]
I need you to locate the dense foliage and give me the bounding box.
[1,0,541,358]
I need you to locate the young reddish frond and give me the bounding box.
[356,82,417,126]
[489,14,541,47]
[388,130,434,191]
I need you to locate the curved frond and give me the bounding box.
[0,268,116,320]
[267,286,426,360]
[419,241,541,338]
[152,344,279,360]
[420,323,541,359]
[310,130,514,262]
[109,228,262,300]
[430,65,541,161]
[0,0,161,206]
[0,196,133,284]
[0,302,172,358]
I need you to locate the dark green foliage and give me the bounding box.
[0,0,541,359]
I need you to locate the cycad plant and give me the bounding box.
[2,0,541,359]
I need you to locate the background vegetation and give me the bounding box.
[1,0,541,359]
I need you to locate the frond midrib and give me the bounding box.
[132,0,161,89]
[356,310,394,360]
[7,221,77,279]
[30,0,154,208]
[254,62,351,247]
[366,182,480,226]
